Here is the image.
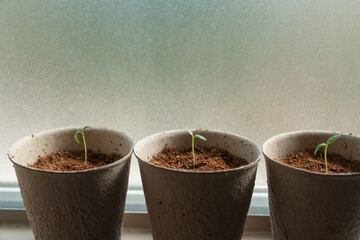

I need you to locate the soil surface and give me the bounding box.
[278,150,360,173]
[149,145,249,171]
[29,150,121,171]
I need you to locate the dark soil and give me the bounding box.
[149,145,249,171]
[277,150,360,173]
[29,150,121,171]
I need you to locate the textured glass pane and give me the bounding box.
[0,1,359,186]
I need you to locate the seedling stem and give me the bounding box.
[314,133,341,173]
[184,126,207,168]
[74,126,94,165]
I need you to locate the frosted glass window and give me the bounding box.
[1,1,360,189]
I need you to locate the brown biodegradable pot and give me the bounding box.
[263,130,360,240]
[134,129,261,240]
[8,127,134,240]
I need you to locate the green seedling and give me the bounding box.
[74,126,94,165]
[314,133,341,173]
[184,126,207,168]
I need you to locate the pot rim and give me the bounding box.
[263,129,360,177]
[134,128,261,174]
[8,126,134,175]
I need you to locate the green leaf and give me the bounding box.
[314,143,326,155]
[194,134,207,141]
[74,131,81,143]
[83,126,94,131]
[183,125,193,136]
[327,133,341,145]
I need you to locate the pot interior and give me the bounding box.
[135,129,261,165]
[263,130,360,161]
[8,127,133,166]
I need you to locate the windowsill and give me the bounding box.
[0,186,270,215]
[0,214,272,240]
[0,226,272,240]
[0,186,271,238]
[1,186,271,238]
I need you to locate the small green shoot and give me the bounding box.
[74,126,94,165]
[314,133,341,173]
[184,126,207,168]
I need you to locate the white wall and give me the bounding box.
[1,1,359,186]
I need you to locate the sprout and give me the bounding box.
[314,133,341,173]
[74,126,94,165]
[184,126,207,168]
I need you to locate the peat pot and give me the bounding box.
[8,127,134,240]
[134,129,261,240]
[263,130,360,240]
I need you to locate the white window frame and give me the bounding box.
[1,185,269,215]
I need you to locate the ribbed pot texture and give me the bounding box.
[263,130,360,240]
[135,129,261,240]
[8,127,134,240]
